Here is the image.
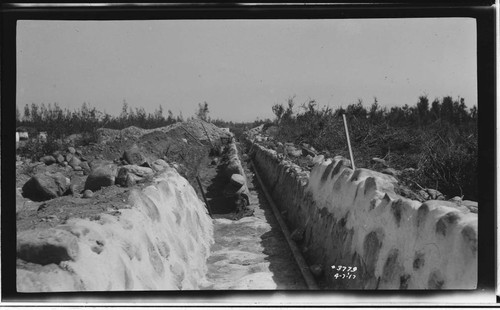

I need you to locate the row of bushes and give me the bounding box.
[269,96,477,201]
[16,101,183,141]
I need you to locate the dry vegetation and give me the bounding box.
[267,96,477,201]
[16,95,477,201]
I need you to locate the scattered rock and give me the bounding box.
[120,165,154,178]
[65,153,74,163]
[322,150,331,158]
[305,155,314,166]
[151,159,169,172]
[461,200,478,213]
[116,165,154,187]
[382,168,399,177]
[62,161,68,167]
[211,158,219,166]
[122,144,147,166]
[286,146,302,157]
[82,189,94,198]
[68,156,81,169]
[56,154,65,164]
[67,147,76,154]
[417,190,428,199]
[84,164,117,191]
[75,149,83,157]
[40,156,56,166]
[68,184,78,196]
[427,189,445,200]
[371,157,388,167]
[22,172,70,201]
[80,162,91,175]
[120,172,143,187]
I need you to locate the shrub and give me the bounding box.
[415,133,477,200]
[17,137,64,162]
[269,96,478,201]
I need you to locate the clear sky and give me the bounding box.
[17,18,477,122]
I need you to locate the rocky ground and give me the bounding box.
[15,119,228,233]
[16,120,308,290]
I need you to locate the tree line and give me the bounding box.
[15,101,187,139]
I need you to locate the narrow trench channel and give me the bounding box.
[198,143,308,290]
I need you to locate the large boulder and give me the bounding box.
[230,174,246,189]
[223,174,250,207]
[22,172,70,201]
[17,228,80,265]
[115,165,154,187]
[84,164,118,191]
[56,154,65,164]
[122,144,147,166]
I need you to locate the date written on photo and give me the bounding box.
[331,265,357,280]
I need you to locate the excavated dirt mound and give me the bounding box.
[163,119,232,147]
[96,119,231,151]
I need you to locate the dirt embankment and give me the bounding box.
[16,119,232,291]
[245,128,478,290]
[16,119,231,231]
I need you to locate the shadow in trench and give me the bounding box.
[246,162,309,290]
[205,162,234,215]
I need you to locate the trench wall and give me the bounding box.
[17,167,214,292]
[250,142,477,289]
[225,142,246,178]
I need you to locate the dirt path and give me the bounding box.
[201,146,307,290]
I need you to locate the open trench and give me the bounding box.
[197,143,307,290]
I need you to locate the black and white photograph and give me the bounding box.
[3,2,496,307]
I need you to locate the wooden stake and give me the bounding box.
[342,114,356,170]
